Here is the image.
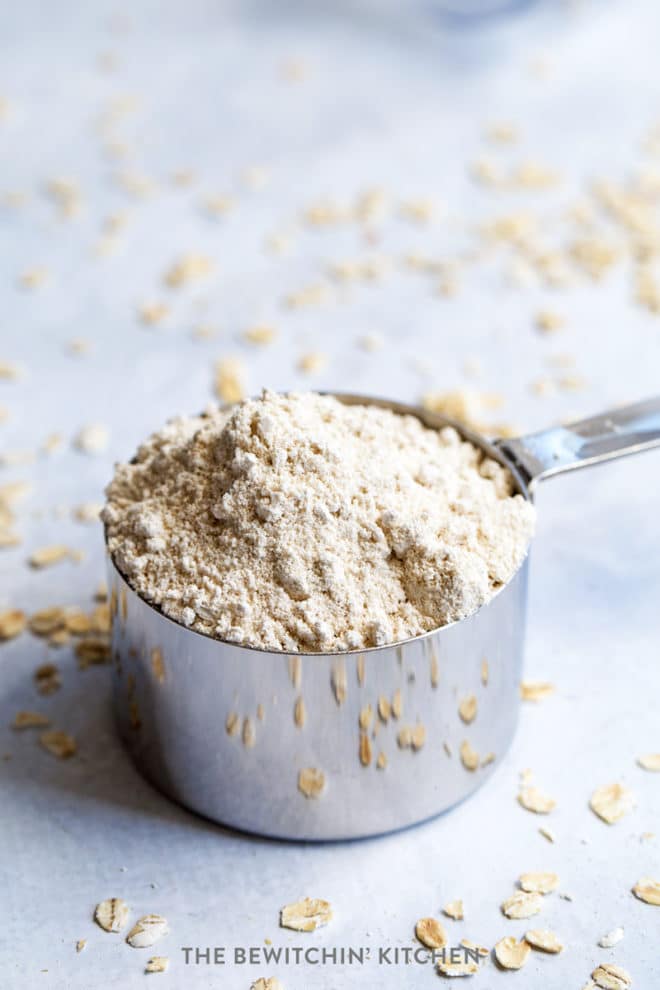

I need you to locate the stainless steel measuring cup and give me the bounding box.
[106,395,660,840]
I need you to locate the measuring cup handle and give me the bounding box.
[496,396,660,489]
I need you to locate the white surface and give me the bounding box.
[1,2,659,987]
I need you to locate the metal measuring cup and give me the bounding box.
[106,395,660,840]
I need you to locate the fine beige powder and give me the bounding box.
[103,391,535,652]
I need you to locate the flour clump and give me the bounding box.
[103,391,535,652]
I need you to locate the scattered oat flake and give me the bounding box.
[29,545,71,568]
[400,198,435,223]
[591,963,633,990]
[422,389,510,437]
[244,325,277,346]
[501,891,543,920]
[443,900,464,921]
[397,726,412,749]
[214,357,245,404]
[251,979,283,990]
[95,898,129,933]
[204,194,235,217]
[520,681,555,702]
[40,729,76,759]
[34,662,61,695]
[242,716,256,749]
[76,939,87,953]
[151,647,165,683]
[0,360,21,380]
[518,785,556,814]
[294,696,306,728]
[145,956,169,974]
[638,753,660,772]
[164,253,213,288]
[519,871,559,894]
[535,310,564,333]
[458,695,477,724]
[42,432,63,454]
[632,877,660,905]
[494,936,531,970]
[138,302,170,326]
[19,267,49,289]
[599,928,624,948]
[590,783,636,824]
[358,703,372,731]
[0,609,26,641]
[539,826,556,843]
[73,502,103,524]
[75,637,111,668]
[460,740,479,772]
[415,917,447,949]
[524,929,564,953]
[29,607,67,636]
[280,898,332,932]
[12,710,50,730]
[126,914,169,948]
[331,662,347,705]
[297,352,327,375]
[298,767,325,799]
[74,423,109,455]
[436,956,479,978]
[359,732,372,766]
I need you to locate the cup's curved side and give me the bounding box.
[108,554,528,840]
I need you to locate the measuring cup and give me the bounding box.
[106,395,660,840]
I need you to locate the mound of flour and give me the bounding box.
[103,391,535,652]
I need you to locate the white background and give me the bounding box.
[1,1,659,987]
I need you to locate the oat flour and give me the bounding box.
[103,391,535,652]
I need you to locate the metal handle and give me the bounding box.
[496,396,660,489]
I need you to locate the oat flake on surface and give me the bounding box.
[632,877,660,905]
[12,711,50,730]
[74,423,109,455]
[415,917,447,949]
[460,741,480,772]
[494,936,531,970]
[501,891,543,919]
[145,956,169,973]
[251,979,283,990]
[637,753,660,771]
[94,898,130,933]
[103,391,534,653]
[525,928,564,953]
[436,956,479,978]
[443,900,464,921]
[518,785,556,814]
[280,897,332,932]
[28,545,71,568]
[520,680,555,701]
[519,871,559,894]
[590,783,636,824]
[0,609,27,640]
[458,695,477,724]
[297,768,325,799]
[126,914,169,948]
[39,729,76,758]
[591,963,633,989]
